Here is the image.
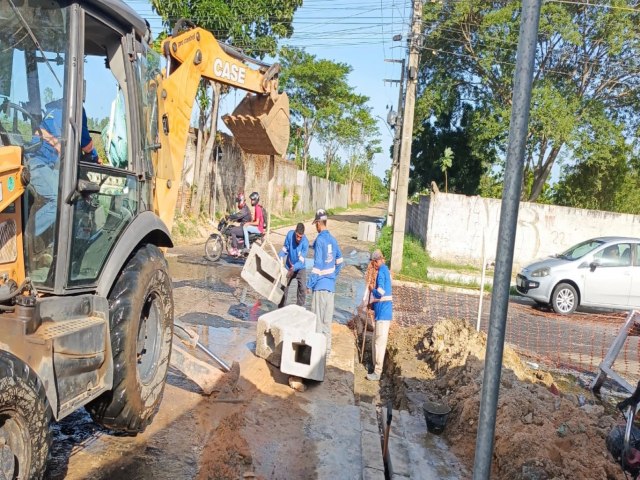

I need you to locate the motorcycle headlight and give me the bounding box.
[531,267,550,278]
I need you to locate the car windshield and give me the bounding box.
[557,239,606,261]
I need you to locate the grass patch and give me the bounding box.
[375,226,492,291]
[172,214,200,238]
[269,211,311,230]
[269,203,373,230]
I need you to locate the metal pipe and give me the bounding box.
[472,0,542,478]
[193,340,232,373]
[173,322,232,372]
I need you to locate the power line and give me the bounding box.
[545,0,640,12]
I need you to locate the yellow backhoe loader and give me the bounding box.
[0,1,289,478]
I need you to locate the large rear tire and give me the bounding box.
[0,351,52,480]
[86,244,174,433]
[204,234,223,262]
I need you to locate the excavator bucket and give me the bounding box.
[222,92,290,156]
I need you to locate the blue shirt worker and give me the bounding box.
[28,104,97,244]
[278,222,309,308]
[307,209,344,357]
[366,249,393,382]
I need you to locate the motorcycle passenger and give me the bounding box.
[226,193,251,256]
[242,191,265,254]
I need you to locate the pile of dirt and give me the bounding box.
[197,412,254,480]
[386,319,625,480]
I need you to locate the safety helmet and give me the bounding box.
[236,193,245,207]
[249,191,260,205]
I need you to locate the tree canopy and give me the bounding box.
[151,0,302,58]
[279,47,357,169]
[279,46,381,191]
[418,0,640,203]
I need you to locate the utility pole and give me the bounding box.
[390,0,422,273]
[384,58,405,229]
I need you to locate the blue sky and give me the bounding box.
[123,0,412,179]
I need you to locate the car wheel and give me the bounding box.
[551,283,578,315]
[86,244,173,433]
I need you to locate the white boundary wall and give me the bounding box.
[406,192,640,270]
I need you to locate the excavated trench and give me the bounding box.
[372,318,628,479]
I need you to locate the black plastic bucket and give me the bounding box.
[423,400,451,434]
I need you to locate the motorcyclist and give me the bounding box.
[241,191,265,254]
[226,193,251,256]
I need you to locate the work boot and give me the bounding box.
[366,373,380,382]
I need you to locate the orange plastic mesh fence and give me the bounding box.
[393,285,640,385]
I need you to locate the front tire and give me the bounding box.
[551,282,578,315]
[86,244,174,433]
[204,234,223,262]
[0,351,52,480]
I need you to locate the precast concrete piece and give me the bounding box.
[255,305,317,367]
[360,403,380,434]
[241,243,288,303]
[398,410,468,479]
[381,406,468,479]
[363,467,386,479]
[279,330,326,381]
[361,428,385,473]
[357,221,378,242]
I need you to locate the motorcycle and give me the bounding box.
[607,380,640,479]
[204,217,264,262]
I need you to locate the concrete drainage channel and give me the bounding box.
[357,339,469,479]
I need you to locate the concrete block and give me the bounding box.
[397,410,469,479]
[279,330,326,381]
[383,406,404,439]
[255,305,316,367]
[363,467,386,480]
[360,403,379,434]
[361,429,384,472]
[241,243,288,303]
[357,221,377,242]
[386,435,411,478]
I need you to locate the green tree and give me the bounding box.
[279,47,356,171]
[420,0,640,202]
[552,107,640,212]
[411,102,494,195]
[439,147,454,193]
[151,0,302,58]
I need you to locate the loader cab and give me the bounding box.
[0,0,161,294]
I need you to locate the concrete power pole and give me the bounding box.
[385,58,405,229]
[390,0,422,273]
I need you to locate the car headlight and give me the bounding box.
[531,267,550,278]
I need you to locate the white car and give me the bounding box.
[516,237,640,315]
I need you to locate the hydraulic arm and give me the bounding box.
[153,24,290,231]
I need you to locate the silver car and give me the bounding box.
[516,237,640,315]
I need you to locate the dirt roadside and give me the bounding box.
[380,317,627,479]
